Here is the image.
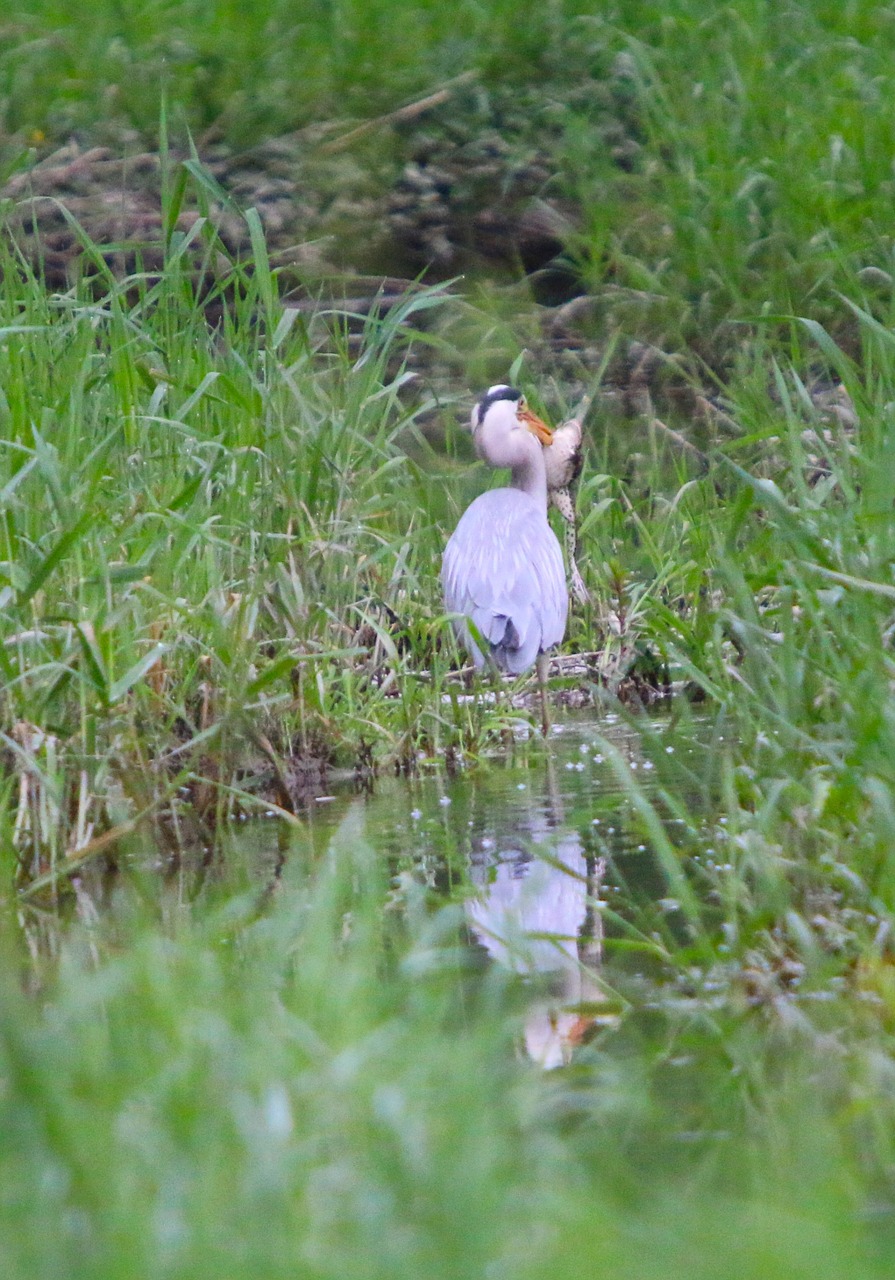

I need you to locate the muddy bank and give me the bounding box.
[1,69,617,285]
[1,70,701,412]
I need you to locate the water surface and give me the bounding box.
[24,708,720,1060]
[265,709,716,1063]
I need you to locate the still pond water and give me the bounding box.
[229,708,719,1065]
[35,709,724,1065]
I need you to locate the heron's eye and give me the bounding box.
[517,396,527,414]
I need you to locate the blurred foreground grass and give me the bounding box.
[3,808,895,1280]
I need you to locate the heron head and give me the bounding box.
[472,385,554,445]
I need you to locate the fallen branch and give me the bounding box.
[319,70,479,153]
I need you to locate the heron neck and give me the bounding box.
[510,452,548,511]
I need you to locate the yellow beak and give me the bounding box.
[518,405,554,446]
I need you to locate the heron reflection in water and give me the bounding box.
[464,768,608,1069]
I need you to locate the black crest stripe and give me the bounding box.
[473,384,522,427]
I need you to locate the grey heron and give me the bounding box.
[441,384,568,732]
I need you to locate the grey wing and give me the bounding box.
[442,490,568,673]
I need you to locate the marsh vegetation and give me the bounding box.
[4,2,895,1276]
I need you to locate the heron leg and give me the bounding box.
[536,651,551,737]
